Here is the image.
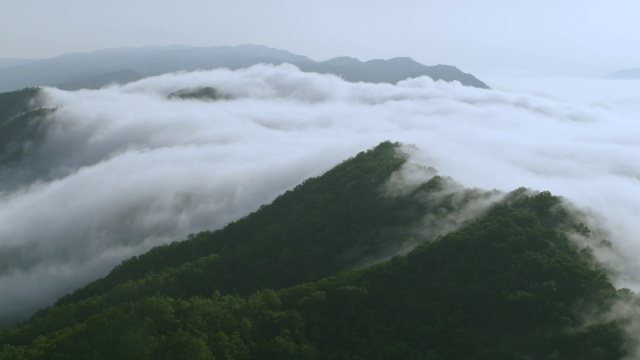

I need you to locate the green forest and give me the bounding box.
[0,140,636,359]
[0,88,52,165]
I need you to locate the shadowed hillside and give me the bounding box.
[0,88,53,167]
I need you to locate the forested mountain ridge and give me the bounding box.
[52,141,413,305]
[0,88,52,168]
[0,142,635,359]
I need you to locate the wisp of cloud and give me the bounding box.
[1,64,640,328]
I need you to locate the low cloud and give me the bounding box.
[1,64,640,327]
[381,155,505,257]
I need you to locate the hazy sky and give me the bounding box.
[2,0,639,76]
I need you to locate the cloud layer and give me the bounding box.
[2,64,640,326]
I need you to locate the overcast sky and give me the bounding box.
[2,0,639,76]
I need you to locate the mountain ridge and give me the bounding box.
[0,59,36,70]
[606,68,640,79]
[0,44,489,91]
[0,142,633,358]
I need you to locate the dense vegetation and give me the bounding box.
[0,88,53,166]
[169,87,231,101]
[0,142,633,359]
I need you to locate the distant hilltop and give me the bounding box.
[606,68,640,79]
[0,44,489,92]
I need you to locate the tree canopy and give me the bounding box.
[0,142,633,359]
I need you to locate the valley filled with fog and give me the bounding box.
[1,65,640,326]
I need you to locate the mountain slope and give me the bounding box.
[298,57,489,88]
[0,88,57,192]
[0,45,310,92]
[52,142,420,304]
[0,142,632,358]
[0,45,489,91]
[0,59,35,70]
[607,68,640,79]
[55,69,144,91]
[0,88,52,166]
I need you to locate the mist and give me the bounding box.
[2,64,640,326]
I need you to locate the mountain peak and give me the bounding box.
[0,141,627,358]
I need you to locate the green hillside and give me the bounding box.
[0,88,53,165]
[0,142,633,359]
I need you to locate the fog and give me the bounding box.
[2,64,640,326]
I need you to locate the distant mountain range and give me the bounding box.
[0,58,35,70]
[0,45,489,91]
[606,68,640,79]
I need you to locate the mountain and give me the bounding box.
[55,68,144,91]
[299,57,489,88]
[0,45,310,92]
[0,45,489,92]
[0,142,632,359]
[0,58,36,70]
[606,68,640,79]
[0,88,52,167]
